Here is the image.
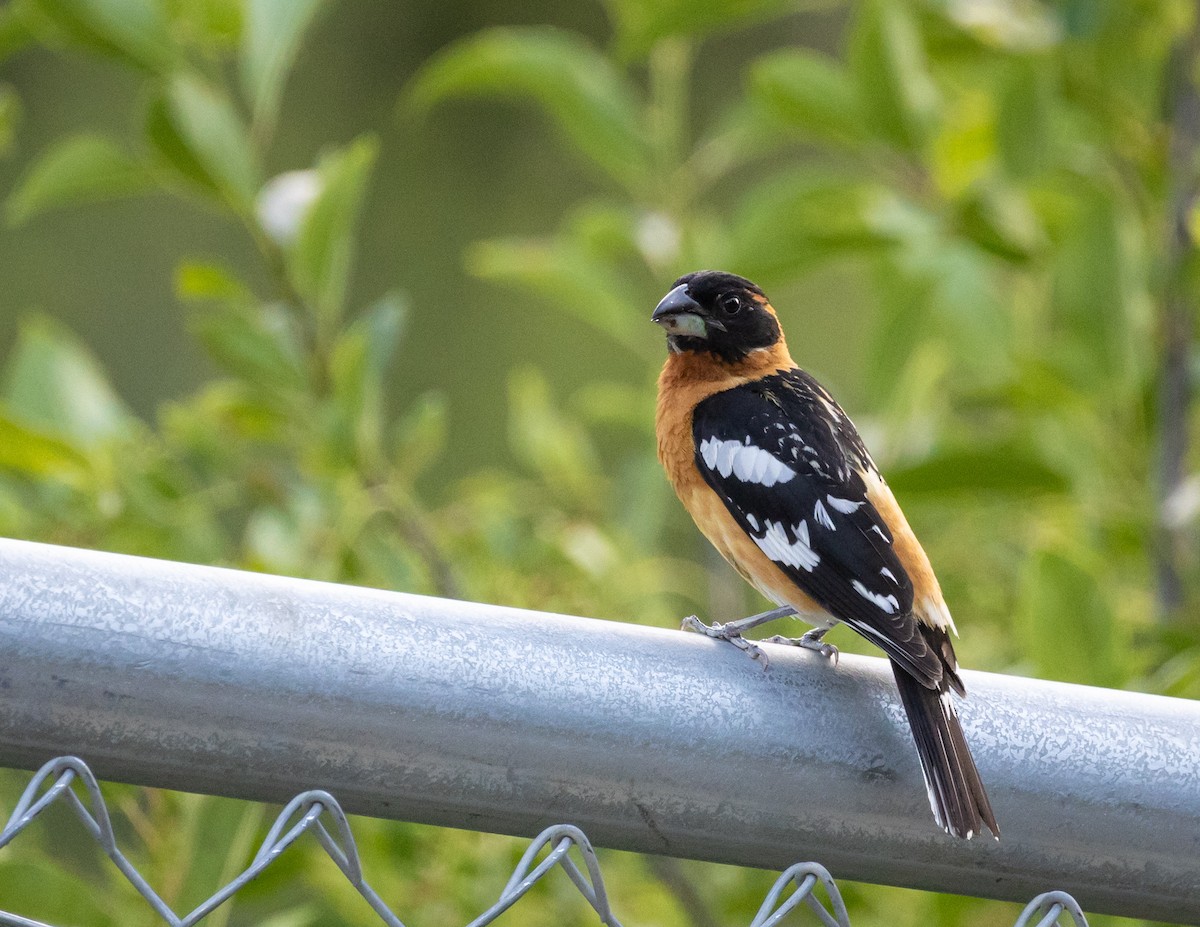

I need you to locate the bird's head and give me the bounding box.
[651,270,782,363]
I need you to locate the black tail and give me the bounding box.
[892,662,999,840]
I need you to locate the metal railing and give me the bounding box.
[0,538,1197,923]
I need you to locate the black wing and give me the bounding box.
[692,369,942,687]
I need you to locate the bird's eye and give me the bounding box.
[720,295,742,315]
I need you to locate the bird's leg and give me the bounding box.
[761,626,839,665]
[681,604,796,637]
[680,605,796,667]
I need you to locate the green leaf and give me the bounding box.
[28,0,177,72]
[2,314,134,445]
[240,0,328,137]
[7,134,151,225]
[0,1,36,63]
[953,181,1045,262]
[350,291,407,387]
[1050,188,1133,389]
[1016,550,1122,687]
[886,442,1069,497]
[565,201,641,260]
[748,50,867,145]
[508,367,605,507]
[406,27,651,191]
[938,0,1060,51]
[605,0,797,60]
[917,243,1013,386]
[146,73,260,208]
[996,60,1054,180]
[175,260,255,304]
[393,392,448,479]
[683,95,793,190]
[289,135,378,329]
[0,410,91,483]
[330,291,407,461]
[466,235,654,360]
[0,84,20,158]
[173,0,242,51]
[849,0,939,151]
[729,172,935,280]
[189,303,308,391]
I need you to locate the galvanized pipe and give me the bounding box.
[0,538,1196,921]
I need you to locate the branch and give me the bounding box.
[1156,15,1200,620]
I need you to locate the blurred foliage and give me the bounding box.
[0,0,1197,926]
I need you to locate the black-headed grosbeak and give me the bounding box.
[653,270,998,840]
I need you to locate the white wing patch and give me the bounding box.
[699,437,796,488]
[851,579,899,615]
[813,498,835,530]
[826,496,862,514]
[754,519,819,571]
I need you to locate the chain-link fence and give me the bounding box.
[0,756,1089,927]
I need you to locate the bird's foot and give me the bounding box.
[761,627,839,666]
[681,615,771,668]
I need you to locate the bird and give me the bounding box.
[652,269,998,840]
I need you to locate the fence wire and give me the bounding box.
[0,756,1089,927]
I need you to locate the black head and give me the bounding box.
[651,271,781,363]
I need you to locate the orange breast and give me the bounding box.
[655,347,832,624]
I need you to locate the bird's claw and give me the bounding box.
[681,615,771,669]
[761,633,840,666]
[680,614,710,635]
